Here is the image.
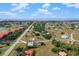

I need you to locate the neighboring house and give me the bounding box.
[27,40,34,47]
[61,34,69,39]
[27,38,41,47]
[27,38,35,47]
[24,50,33,56]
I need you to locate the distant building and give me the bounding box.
[27,38,41,47]
[27,40,34,47]
[61,34,69,39]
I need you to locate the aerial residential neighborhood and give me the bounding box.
[0,21,79,56]
[0,3,79,56]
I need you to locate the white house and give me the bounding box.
[61,34,69,39]
[27,38,35,47]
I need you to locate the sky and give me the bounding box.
[0,3,79,21]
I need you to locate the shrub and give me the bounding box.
[62,45,72,51]
[0,51,2,54]
[40,42,45,46]
[35,32,40,36]
[52,40,61,47]
[16,47,23,53]
[61,32,65,35]
[52,47,59,53]
[32,50,36,56]
[6,43,10,46]
[42,33,52,39]
[55,41,61,47]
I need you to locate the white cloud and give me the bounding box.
[19,10,25,13]
[31,13,37,17]
[42,3,51,9]
[31,3,52,18]
[34,3,51,15]
[0,3,29,19]
[11,3,29,12]
[52,7,61,10]
[37,8,52,15]
[0,11,16,16]
[38,9,48,13]
[0,11,14,15]
[11,3,18,6]
[31,8,53,18]
[0,12,8,14]
[63,3,79,8]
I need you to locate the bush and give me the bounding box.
[41,42,45,46]
[16,47,23,53]
[75,48,79,55]
[61,32,65,35]
[6,43,10,46]
[32,50,36,56]
[0,51,2,54]
[42,33,52,39]
[52,40,57,44]
[52,47,59,53]
[35,32,40,36]
[55,41,61,47]
[62,45,72,51]
[52,40,61,47]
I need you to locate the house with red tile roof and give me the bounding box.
[58,50,67,56]
[24,50,33,56]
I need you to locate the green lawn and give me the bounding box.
[0,45,11,56]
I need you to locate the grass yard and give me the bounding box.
[0,45,11,56]
[34,42,57,56]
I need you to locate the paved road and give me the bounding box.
[3,22,34,56]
